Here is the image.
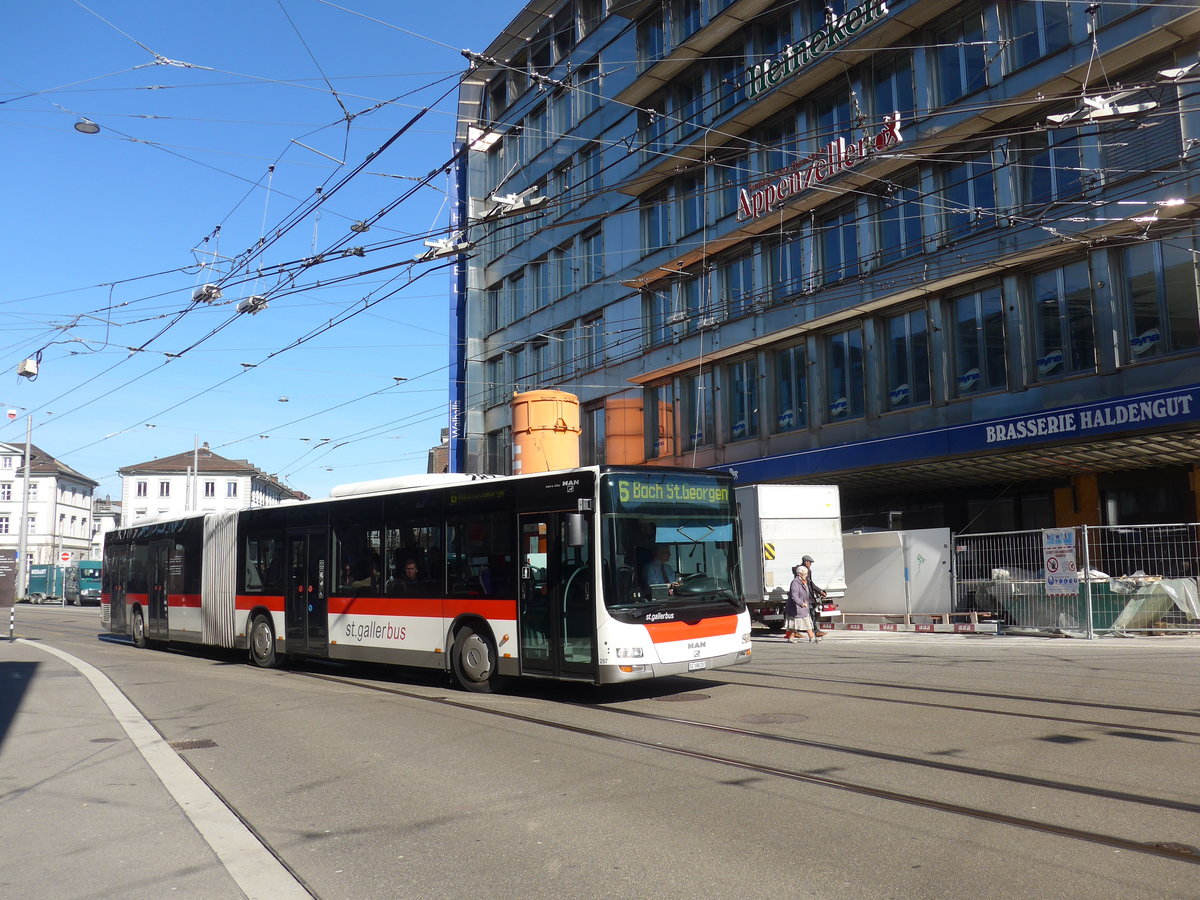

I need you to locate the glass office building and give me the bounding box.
[451,0,1200,531]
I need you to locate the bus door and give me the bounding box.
[518,512,595,679]
[147,540,171,640]
[285,528,328,655]
[105,544,130,632]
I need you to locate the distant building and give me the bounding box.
[0,441,98,583]
[118,443,305,525]
[427,428,450,474]
[90,497,122,560]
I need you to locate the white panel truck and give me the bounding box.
[736,484,847,630]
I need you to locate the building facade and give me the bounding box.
[118,444,303,525]
[0,442,98,581]
[451,0,1200,531]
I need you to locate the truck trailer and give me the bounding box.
[736,484,847,629]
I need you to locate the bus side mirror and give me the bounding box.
[566,513,585,548]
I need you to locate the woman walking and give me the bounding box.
[785,565,821,644]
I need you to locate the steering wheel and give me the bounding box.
[672,572,719,596]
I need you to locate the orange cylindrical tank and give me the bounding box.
[511,390,581,474]
[655,400,676,458]
[605,396,645,465]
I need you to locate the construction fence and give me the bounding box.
[952,524,1200,637]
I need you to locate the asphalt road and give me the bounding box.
[4,604,1199,899]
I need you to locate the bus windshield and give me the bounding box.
[600,471,743,612]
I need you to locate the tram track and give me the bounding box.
[696,668,1200,738]
[293,668,1200,867]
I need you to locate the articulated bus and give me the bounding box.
[102,466,751,691]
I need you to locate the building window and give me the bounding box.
[639,100,669,160]
[574,61,601,122]
[507,272,526,323]
[681,370,714,452]
[869,51,917,125]
[678,277,705,335]
[884,308,931,410]
[817,203,859,284]
[768,233,805,304]
[874,175,923,267]
[773,344,808,433]
[159,481,170,498]
[1030,261,1096,379]
[575,143,601,203]
[227,481,238,498]
[645,290,671,348]
[932,7,986,105]
[552,245,574,300]
[486,356,505,407]
[0,483,9,501]
[714,40,745,116]
[720,150,753,218]
[486,429,510,475]
[637,10,665,71]
[645,382,676,459]
[28,483,36,501]
[1014,125,1082,208]
[204,481,216,498]
[1119,239,1199,362]
[726,358,759,441]
[937,148,996,245]
[825,326,865,421]
[485,284,502,333]
[677,173,704,237]
[673,73,705,140]
[1,457,11,469]
[530,258,549,312]
[0,516,8,535]
[582,404,606,466]
[580,228,602,284]
[642,189,672,252]
[136,480,147,497]
[1005,0,1070,71]
[951,286,1006,396]
[508,347,526,392]
[581,316,603,371]
[720,253,754,318]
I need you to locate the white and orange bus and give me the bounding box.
[103,466,751,691]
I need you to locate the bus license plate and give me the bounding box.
[688,660,707,671]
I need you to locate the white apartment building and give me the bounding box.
[0,442,98,579]
[118,444,303,525]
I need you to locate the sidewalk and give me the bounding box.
[0,637,244,899]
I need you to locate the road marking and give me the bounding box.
[21,639,311,900]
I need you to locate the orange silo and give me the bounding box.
[605,396,645,465]
[511,390,581,474]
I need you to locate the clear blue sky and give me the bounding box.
[1,0,517,500]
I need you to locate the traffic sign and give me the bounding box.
[59,552,71,563]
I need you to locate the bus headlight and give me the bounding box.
[615,647,644,659]
[618,664,648,673]
[742,632,752,643]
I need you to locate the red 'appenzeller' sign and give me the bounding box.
[737,113,903,221]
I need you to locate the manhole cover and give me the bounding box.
[653,693,711,702]
[169,739,218,751]
[738,713,808,725]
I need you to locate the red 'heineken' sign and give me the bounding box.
[736,113,903,221]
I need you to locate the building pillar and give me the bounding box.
[1053,473,1101,527]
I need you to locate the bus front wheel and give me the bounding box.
[451,625,506,693]
[249,615,278,668]
[131,609,147,649]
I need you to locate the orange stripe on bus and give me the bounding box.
[236,595,285,613]
[168,594,202,609]
[644,614,740,643]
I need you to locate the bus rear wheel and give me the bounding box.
[451,625,507,693]
[249,615,278,668]
[131,609,147,649]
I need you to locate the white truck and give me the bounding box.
[736,484,847,629]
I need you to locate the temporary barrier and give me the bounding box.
[951,524,1200,637]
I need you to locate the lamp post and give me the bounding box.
[16,415,32,600]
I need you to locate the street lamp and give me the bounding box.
[74,118,101,135]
